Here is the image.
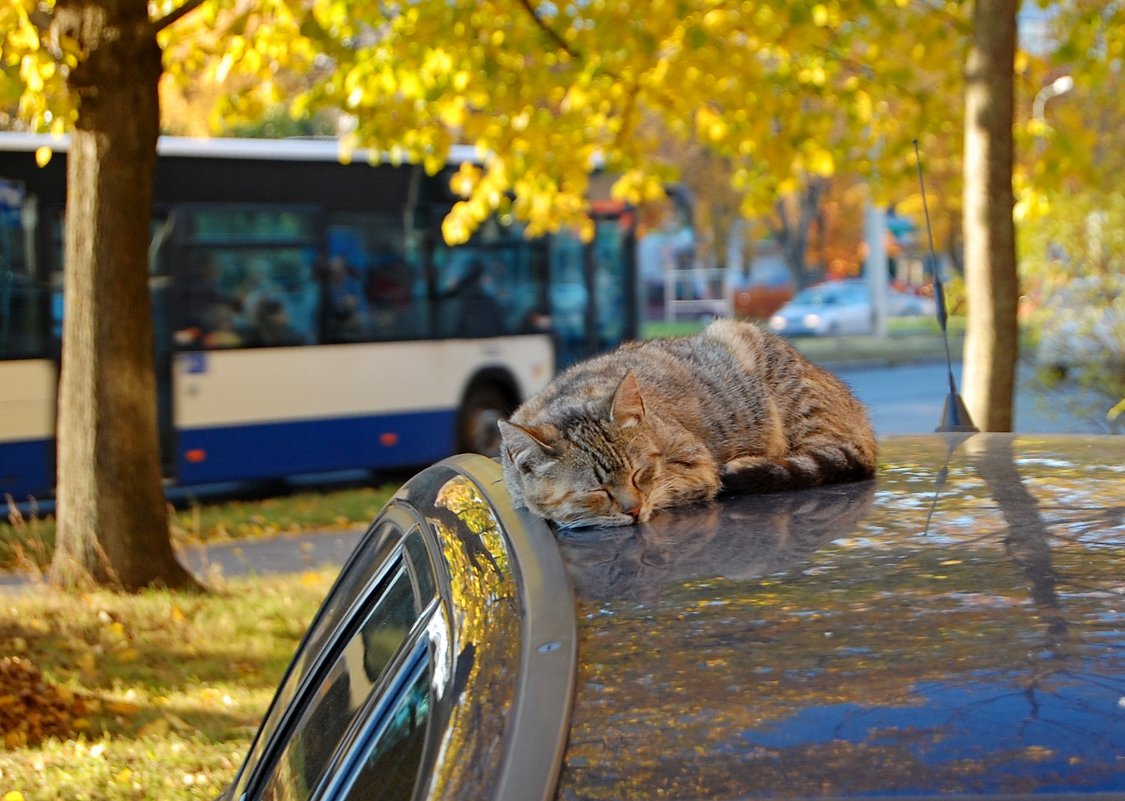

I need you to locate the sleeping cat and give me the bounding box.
[498,319,876,529]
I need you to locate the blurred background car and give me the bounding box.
[769,279,935,336]
[1035,275,1125,378]
[221,434,1125,801]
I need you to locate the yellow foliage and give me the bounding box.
[8,0,1105,245]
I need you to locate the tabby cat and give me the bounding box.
[498,319,877,529]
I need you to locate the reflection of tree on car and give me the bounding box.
[560,435,1125,800]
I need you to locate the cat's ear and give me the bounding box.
[498,420,558,470]
[610,371,646,429]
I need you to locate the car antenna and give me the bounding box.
[913,139,979,433]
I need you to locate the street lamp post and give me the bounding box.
[1033,75,1074,123]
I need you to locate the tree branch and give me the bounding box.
[515,0,579,60]
[151,0,208,35]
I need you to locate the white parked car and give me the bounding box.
[768,279,934,336]
[1035,275,1125,377]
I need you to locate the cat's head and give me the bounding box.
[498,372,664,529]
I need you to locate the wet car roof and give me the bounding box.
[554,433,1125,799]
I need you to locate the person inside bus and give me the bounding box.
[324,255,370,341]
[365,256,413,337]
[174,255,225,346]
[446,258,506,338]
[252,298,303,347]
[240,259,288,331]
[201,301,245,349]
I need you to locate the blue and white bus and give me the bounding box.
[0,133,638,499]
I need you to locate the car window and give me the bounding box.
[340,646,433,801]
[254,557,422,800]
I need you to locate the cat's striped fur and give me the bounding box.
[498,319,876,528]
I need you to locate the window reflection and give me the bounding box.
[259,561,419,801]
[342,656,432,801]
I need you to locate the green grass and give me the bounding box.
[0,570,334,800]
[2,483,398,574]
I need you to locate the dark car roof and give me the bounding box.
[226,434,1124,801]
[554,433,1125,800]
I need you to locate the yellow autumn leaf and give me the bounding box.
[807,148,836,178]
[34,146,52,167]
[137,717,171,738]
[105,698,141,716]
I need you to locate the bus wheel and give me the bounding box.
[457,384,513,457]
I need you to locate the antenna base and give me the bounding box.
[936,393,979,433]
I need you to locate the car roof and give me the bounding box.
[229,434,1125,801]
[553,433,1125,800]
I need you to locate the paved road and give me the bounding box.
[838,361,1120,435]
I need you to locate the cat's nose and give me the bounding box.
[613,488,642,519]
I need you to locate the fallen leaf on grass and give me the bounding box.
[0,657,89,749]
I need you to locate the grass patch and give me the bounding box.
[2,484,398,574]
[0,569,333,800]
[640,319,710,339]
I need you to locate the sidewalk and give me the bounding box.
[0,529,366,595]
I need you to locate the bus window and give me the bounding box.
[549,231,591,368]
[592,217,632,351]
[326,212,429,342]
[431,219,550,340]
[170,208,320,349]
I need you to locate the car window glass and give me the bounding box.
[301,521,404,671]
[256,560,419,801]
[341,653,432,801]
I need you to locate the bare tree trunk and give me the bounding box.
[49,0,199,591]
[962,0,1019,431]
[769,178,828,290]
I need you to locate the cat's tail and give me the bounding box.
[719,443,876,495]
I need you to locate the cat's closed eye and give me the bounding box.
[632,459,660,486]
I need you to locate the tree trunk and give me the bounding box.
[769,179,828,290]
[961,0,1019,431]
[49,0,199,591]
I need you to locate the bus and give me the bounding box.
[0,133,638,499]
